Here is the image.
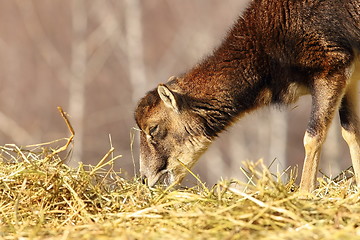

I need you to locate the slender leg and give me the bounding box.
[300,132,322,192]
[299,78,347,193]
[339,80,360,188]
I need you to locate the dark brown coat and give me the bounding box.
[135,0,360,192]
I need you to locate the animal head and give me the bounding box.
[134,79,211,187]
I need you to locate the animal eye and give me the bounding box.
[149,125,159,137]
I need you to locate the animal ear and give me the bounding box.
[157,84,179,113]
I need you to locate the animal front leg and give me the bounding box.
[300,132,322,192]
[299,78,347,193]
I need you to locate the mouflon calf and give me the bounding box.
[135,0,360,192]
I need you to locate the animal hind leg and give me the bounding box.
[299,77,347,193]
[339,80,360,188]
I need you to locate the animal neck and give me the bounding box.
[176,17,272,138]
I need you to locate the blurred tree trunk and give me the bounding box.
[124,0,147,103]
[68,0,87,166]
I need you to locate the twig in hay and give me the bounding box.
[175,158,210,195]
[14,178,27,226]
[130,127,140,178]
[89,147,122,176]
[62,180,92,224]
[25,138,69,148]
[228,187,301,222]
[43,107,75,163]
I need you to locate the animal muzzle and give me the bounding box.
[141,169,174,187]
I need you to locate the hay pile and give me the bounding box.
[0,109,360,239]
[1,143,359,240]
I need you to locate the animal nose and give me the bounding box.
[140,175,147,185]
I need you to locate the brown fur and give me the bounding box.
[135,0,360,192]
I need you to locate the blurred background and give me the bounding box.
[0,0,352,186]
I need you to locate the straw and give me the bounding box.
[0,109,359,239]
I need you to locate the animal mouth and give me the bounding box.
[147,169,173,187]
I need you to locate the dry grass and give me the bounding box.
[1,143,359,240]
[0,109,360,239]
